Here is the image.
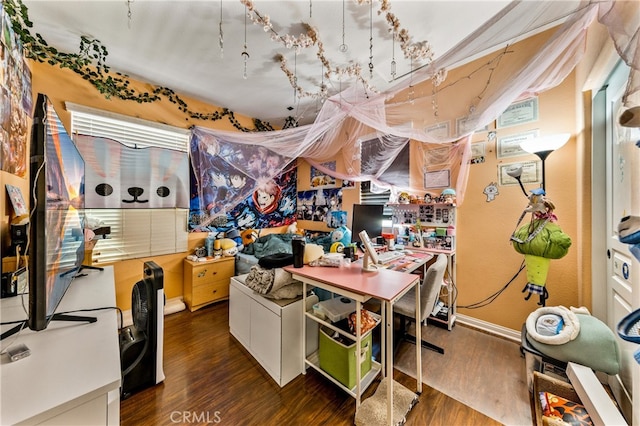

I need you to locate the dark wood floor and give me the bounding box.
[120,301,502,426]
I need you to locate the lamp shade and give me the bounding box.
[520,133,570,154]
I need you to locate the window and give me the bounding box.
[67,103,190,263]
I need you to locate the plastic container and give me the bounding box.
[318,326,372,389]
[317,297,355,322]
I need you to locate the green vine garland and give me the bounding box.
[3,0,281,132]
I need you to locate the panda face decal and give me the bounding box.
[76,135,189,208]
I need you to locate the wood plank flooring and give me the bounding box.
[120,301,503,426]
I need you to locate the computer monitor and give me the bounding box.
[351,204,384,245]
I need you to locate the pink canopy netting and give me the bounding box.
[191,0,639,211]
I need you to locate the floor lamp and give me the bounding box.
[519,133,570,192]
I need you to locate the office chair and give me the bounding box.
[394,253,448,355]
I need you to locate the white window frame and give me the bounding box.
[67,103,190,264]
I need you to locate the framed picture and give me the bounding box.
[498,161,540,186]
[424,169,451,189]
[497,97,539,128]
[470,142,486,164]
[497,129,539,158]
[424,121,450,139]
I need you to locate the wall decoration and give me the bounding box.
[483,182,499,202]
[497,129,539,158]
[423,169,451,189]
[341,179,355,188]
[225,166,297,230]
[456,116,488,135]
[497,97,539,128]
[470,142,486,164]
[310,161,336,188]
[327,210,347,228]
[5,183,27,215]
[0,6,29,177]
[424,121,450,139]
[297,188,343,223]
[498,161,540,186]
[75,134,189,209]
[360,134,410,187]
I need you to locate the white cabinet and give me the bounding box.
[229,275,318,387]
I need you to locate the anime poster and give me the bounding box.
[0,7,29,178]
[310,161,336,188]
[189,129,297,231]
[225,165,297,230]
[297,188,343,223]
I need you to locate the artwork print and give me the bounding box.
[297,188,343,223]
[310,161,336,188]
[0,7,30,177]
[75,134,189,208]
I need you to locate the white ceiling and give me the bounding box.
[21,0,576,128]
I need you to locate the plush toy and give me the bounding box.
[241,229,258,247]
[398,192,411,204]
[219,238,239,256]
[331,225,352,247]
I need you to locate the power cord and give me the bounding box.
[457,260,525,309]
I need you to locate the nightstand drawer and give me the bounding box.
[192,280,230,305]
[190,260,234,287]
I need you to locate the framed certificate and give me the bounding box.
[497,97,539,128]
[498,161,540,186]
[497,130,539,158]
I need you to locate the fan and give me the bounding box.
[119,261,165,398]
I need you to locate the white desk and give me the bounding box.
[0,267,121,425]
[285,262,423,426]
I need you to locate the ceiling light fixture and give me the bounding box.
[520,133,570,191]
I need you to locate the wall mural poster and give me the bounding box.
[225,165,297,231]
[310,161,336,188]
[0,7,30,178]
[297,188,343,223]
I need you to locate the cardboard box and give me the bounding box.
[319,326,372,389]
[533,372,582,426]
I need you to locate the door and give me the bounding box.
[603,61,639,424]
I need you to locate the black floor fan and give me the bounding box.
[119,261,165,399]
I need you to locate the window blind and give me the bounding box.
[68,103,190,263]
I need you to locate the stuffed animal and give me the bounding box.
[241,229,258,247]
[219,238,239,256]
[330,225,352,247]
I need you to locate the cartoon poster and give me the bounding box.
[310,161,336,188]
[296,188,343,223]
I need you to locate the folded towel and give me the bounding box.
[536,314,564,336]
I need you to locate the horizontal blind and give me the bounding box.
[360,181,392,217]
[69,104,189,263]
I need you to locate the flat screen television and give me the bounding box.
[350,204,384,245]
[1,94,92,340]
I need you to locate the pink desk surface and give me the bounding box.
[284,263,419,302]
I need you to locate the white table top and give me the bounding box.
[0,267,121,425]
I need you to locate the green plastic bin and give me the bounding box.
[318,326,372,389]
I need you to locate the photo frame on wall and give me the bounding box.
[424,169,451,189]
[497,129,539,158]
[498,161,540,186]
[497,97,539,128]
[424,121,450,139]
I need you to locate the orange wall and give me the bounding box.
[18,26,601,330]
[456,75,581,330]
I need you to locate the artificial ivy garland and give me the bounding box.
[3,0,279,132]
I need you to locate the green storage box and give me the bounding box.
[318,326,372,389]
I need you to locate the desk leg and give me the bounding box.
[355,301,362,408]
[380,300,386,380]
[302,282,307,376]
[385,300,394,426]
[415,280,422,394]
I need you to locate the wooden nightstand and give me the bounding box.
[183,257,235,312]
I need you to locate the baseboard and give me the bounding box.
[121,296,186,328]
[456,313,521,343]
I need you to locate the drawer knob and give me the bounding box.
[198,270,207,278]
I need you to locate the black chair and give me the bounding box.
[394,253,448,354]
